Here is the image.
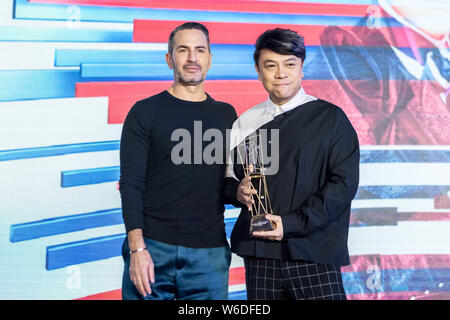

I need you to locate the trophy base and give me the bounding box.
[250,214,275,234]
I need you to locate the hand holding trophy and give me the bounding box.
[237,134,275,234]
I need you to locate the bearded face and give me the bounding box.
[166,29,211,86]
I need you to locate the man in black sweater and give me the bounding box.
[119,22,237,300]
[226,28,360,300]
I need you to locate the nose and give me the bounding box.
[187,49,198,62]
[275,66,287,78]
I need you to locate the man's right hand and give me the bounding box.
[127,229,155,297]
[237,175,257,211]
[129,248,155,297]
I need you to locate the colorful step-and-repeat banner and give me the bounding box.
[0,0,449,300]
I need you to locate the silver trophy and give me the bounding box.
[237,134,275,234]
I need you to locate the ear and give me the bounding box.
[255,64,262,81]
[165,52,173,70]
[299,59,304,78]
[208,53,212,70]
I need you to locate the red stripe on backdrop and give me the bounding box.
[77,289,122,300]
[406,212,450,222]
[347,291,450,300]
[29,0,380,16]
[76,79,448,145]
[341,254,450,273]
[133,20,434,48]
[76,80,268,123]
[225,255,450,284]
[77,267,246,300]
[76,289,450,300]
[76,285,450,300]
[76,81,171,124]
[75,79,366,124]
[435,195,450,209]
[229,267,245,286]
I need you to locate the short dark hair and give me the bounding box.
[253,28,305,66]
[168,22,210,55]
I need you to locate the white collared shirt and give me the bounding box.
[226,87,317,180]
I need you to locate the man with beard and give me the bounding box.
[119,22,237,300]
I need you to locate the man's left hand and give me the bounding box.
[251,214,284,241]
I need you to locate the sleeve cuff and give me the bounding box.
[122,210,144,233]
[281,211,303,235]
[224,177,243,208]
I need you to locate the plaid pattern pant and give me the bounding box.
[244,257,347,300]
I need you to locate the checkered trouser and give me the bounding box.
[244,257,347,300]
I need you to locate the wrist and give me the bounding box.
[129,247,147,255]
[127,229,146,251]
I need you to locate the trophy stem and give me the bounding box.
[249,176,269,216]
[262,176,273,214]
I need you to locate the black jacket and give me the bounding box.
[225,99,359,266]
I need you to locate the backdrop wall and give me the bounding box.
[0,0,449,300]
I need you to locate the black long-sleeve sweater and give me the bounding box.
[119,90,237,248]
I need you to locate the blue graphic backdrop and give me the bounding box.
[0,0,449,300]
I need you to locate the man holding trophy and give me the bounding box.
[226,28,360,300]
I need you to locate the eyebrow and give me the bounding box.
[263,57,298,64]
[176,45,208,50]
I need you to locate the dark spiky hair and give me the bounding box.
[253,28,305,66]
